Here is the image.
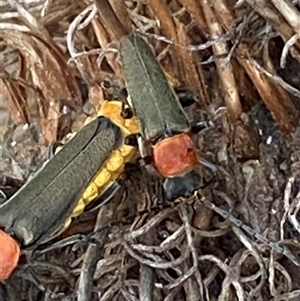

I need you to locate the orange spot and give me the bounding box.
[153,133,198,177]
[0,230,20,281]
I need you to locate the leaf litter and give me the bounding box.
[0,0,300,300]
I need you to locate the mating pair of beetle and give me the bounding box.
[0,33,216,281]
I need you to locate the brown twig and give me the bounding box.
[94,0,130,40]
[177,0,209,37]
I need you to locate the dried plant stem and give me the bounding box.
[174,19,210,107]
[67,5,94,84]
[245,0,300,61]
[147,0,180,76]
[77,192,121,301]
[271,0,300,35]
[200,0,242,122]
[177,0,209,37]
[178,204,204,300]
[7,0,51,41]
[94,0,129,40]
[213,0,299,135]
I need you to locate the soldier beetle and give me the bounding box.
[119,33,216,200]
[0,100,139,281]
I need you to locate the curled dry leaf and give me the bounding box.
[1,28,82,144]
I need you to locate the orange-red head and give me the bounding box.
[0,230,20,281]
[153,133,198,178]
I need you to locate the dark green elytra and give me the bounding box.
[0,116,122,246]
[119,33,191,142]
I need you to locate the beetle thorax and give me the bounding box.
[153,133,198,178]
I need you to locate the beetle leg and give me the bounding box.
[0,189,7,204]
[197,158,218,186]
[134,136,157,175]
[86,181,121,213]
[119,97,135,120]
[100,79,133,119]
[137,136,148,159]
[124,133,139,147]
[174,87,197,108]
[47,142,64,159]
[101,79,128,100]
[199,158,218,174]
[138,156,153,167]
[121,106,134,119]
[190,121,209,134]
[123,133,157,174]
[124,133,152,166]
[119,87,128,99]
[35,234,89,254]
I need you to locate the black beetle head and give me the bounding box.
[163,170,206,201]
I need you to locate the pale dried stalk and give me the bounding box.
[198,254,245,301]
[40,0,53,17]
[178,204,205,300]
[271,0,300,36]
[213,0,299,135]
[231,226,266,296]
[0,23,30,32]
[280,34,300,68]
[200,0,242,122]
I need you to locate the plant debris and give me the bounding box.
[0,0,300,301]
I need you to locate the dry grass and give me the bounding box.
[0,0,300,300]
